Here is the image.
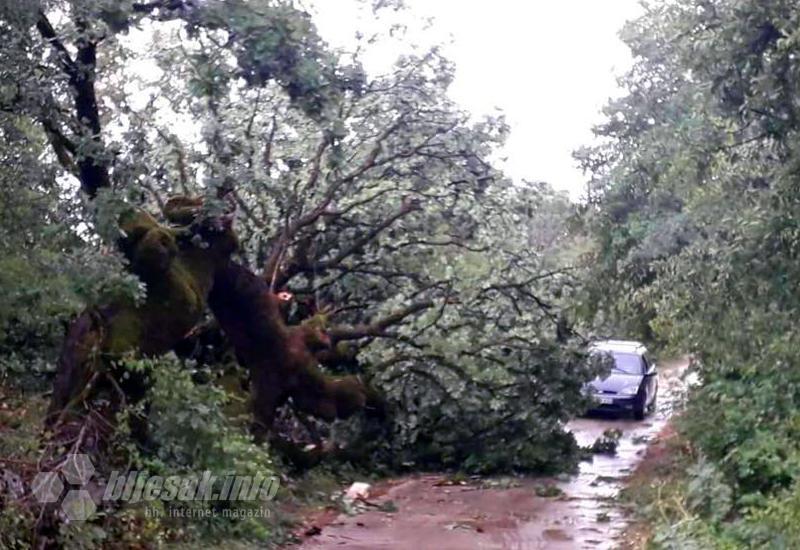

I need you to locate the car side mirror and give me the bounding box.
[646,364,657,375]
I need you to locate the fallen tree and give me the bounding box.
[46,193,383,453]
[9,0,598,464]
[1,1,602,545]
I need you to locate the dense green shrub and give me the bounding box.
[582,0,800,545]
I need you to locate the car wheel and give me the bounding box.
[649,392,658,413]
[633,392,647,420]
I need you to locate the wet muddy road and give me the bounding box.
[296,357,688,549]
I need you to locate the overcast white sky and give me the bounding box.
[311,0,643,199]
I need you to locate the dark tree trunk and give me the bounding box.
[208,262,384,436]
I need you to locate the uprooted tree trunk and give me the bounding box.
[39,198,385,541]
[36,197,238,543]
[207,261,385,439]
[47,195,386,455]
[47,197,236,427]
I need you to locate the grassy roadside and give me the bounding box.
[0,380,386,548]
[617,415,697,549]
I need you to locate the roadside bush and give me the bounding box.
[116,355,277,543]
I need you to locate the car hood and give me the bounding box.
[590,372,643,393]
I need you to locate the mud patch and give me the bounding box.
[292,357,689,549]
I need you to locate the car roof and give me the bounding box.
[590,339,648,355]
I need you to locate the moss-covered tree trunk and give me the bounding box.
[208,261,384,438]
[48,198,237,430]
[48,200,382,447]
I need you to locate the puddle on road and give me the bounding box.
[508,357,688,550]
[297,358,689,550]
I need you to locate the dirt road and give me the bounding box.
[295,357,689,549]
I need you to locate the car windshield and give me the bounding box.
[610,352,644,375]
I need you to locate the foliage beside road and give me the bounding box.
[582,0,800,546]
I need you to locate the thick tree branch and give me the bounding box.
[35,13,79,80]
[37,12,110,196]
[317,197,422,271]
[263,116,408,284]
[40,117,77,173]
[328,300,435,341]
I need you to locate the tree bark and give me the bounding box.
[208,262,385,437]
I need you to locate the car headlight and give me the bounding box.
[619,385,639,396]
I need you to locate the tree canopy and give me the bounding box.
[0,1,596,546]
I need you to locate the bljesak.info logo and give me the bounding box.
[28,453,279,521]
